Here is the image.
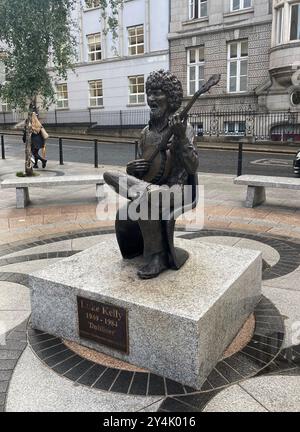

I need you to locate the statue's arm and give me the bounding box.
[173,123,199,174]
[126,128,150,177]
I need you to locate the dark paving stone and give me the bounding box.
[165,378,186,396]
[174,389,220,411]
[184,385,197,394]
[0,370,11,381]
[0,351,22,361]
[93,368,119,391]
[215,361,244,383]
[32,337,62,352]
[43,349,75,367]
[0,381,9,393]
[205,368,229,388]
[148,374,165,396]
[224,353,261,376]
[158,397,201,412]
[77,364,107,387]
[37,343,67,360]
[110,370,134,394]
[240,346,273,365]
[246,340,281,357]
[251,334,283,350]
[63,359,94,381]
[6,331,27,342]
[0,341,26,351]
[28,333,58,344]
[129,372,149,396]
[200,380,213,391]
[0,359,18,370]
[27,328,46,337]
[52,355,83,375]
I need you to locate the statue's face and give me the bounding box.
[147,88,169,120]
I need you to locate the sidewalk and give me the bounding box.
[0,156,299,412]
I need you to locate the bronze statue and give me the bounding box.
[104,70,220,279]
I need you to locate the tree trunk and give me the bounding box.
[25,110,33,176]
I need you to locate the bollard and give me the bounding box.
[94,139,98,168]
[1,135,5,160]
[237,142,243,177]
[59,138,64,165]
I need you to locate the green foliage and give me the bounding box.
[0,0,77,111]
[99,0,123,45]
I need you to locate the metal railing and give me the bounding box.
[0,132,139,168]
[1,107,300,142]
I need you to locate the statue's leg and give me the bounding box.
[103,171,149,200]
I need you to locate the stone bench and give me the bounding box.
[234,175,300,208]
[1,175,105,208]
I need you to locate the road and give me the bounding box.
[1,135,298,177]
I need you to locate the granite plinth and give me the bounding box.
[29,238,262,389]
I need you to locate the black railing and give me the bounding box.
[0,108,300,142]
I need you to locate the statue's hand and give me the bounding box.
[169,113,187,139]
[126,159,150,177]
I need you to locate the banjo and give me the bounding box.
[131,74,221,184]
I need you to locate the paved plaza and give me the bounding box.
[0,156,299,412]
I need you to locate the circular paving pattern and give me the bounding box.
[0,227,300,411]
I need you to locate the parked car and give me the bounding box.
[293,150,300,176]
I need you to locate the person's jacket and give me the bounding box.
[23,128,45,149]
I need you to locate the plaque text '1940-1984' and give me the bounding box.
[77,296,128,353]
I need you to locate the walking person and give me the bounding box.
[23,112,48,169]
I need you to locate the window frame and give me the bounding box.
[227,40,248,94]
[275,5,284,45]
[290,2,300,41]
[187,46,205,96]
[127,25,144,56]
[128,75,145,105]
[230,0,252,12]
[87,33,102,62]
[188,0,208,20]
[56,83,69,109]
[89,79,103,107]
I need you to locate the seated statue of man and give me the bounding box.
[104,69,199,279]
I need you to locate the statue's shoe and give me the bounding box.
[137,253,168,279]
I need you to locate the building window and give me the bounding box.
[87,33,102,62]
[128,75,145,104]
[290,3,300,41]
[231,0,251,12]
[1,100,9,112]
[128,25,144,56]
[227,40,248,93]
[291,90,300,106]
[85,0,100,9]
[89,80,103,107]
[189,0,208,19]
[56,84,69,109]
[276,6,284,44]
[224,121,246,135]
[187,47,205,96]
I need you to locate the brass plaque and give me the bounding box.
[77,296,128,354]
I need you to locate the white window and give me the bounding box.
[189,0,208,19]
[227,40,248,93]
[290,3,300,41]
[87,33,102,62]
[85,0,100,9]
[1,100,9,112]
[56,84,69,109]
[128,25,144,56]
[89,80,103,107]
[187,47,205,96]
[231,0,251,12]
[276,6,284,45]
[128,75,145,105]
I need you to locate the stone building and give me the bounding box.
[169,0,300,114]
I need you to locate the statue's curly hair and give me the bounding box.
[146,69,183,113]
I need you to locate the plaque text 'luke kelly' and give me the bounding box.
[77,297,128,353]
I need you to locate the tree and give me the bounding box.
[0,0,77,176]
[99,0,123,44]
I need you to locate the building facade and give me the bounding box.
[52,0,169,114]
[169,0,274,111]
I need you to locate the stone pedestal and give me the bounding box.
[29,238,262,389]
